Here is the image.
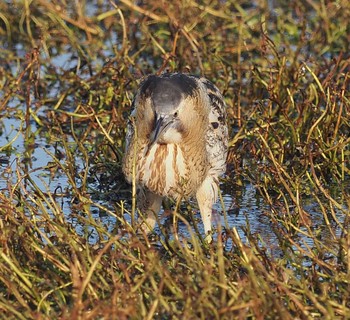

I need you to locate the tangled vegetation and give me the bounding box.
[0,0,349,319]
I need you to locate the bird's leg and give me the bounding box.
[196,176,218,243]
[138,188,163,233]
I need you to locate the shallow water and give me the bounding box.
[0,109,268,243]
[0,48,279,249]
[1,108,347,256]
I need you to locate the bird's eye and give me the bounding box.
[174,112,178,117]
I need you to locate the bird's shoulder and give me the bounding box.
[196,76,228,171]
[196,76,227,133]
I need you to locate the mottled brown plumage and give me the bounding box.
[123,73,228,240]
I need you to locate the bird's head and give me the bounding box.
[137,74,209,147]
[149,78,185,145]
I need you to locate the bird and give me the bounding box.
[122,73,228,241]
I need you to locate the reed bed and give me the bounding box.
[0,0,349,318]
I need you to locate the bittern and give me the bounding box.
[122,73,228,240]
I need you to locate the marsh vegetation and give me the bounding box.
[0,0,349,318]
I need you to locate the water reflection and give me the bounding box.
[0,117,69,193]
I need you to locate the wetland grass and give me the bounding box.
[0,0,349,318]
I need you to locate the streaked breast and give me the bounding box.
[138,144,188,198]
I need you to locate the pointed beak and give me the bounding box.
[150,114,174,145]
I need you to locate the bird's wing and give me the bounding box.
[199,77,228,175]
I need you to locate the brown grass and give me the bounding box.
[0,0,349,318]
